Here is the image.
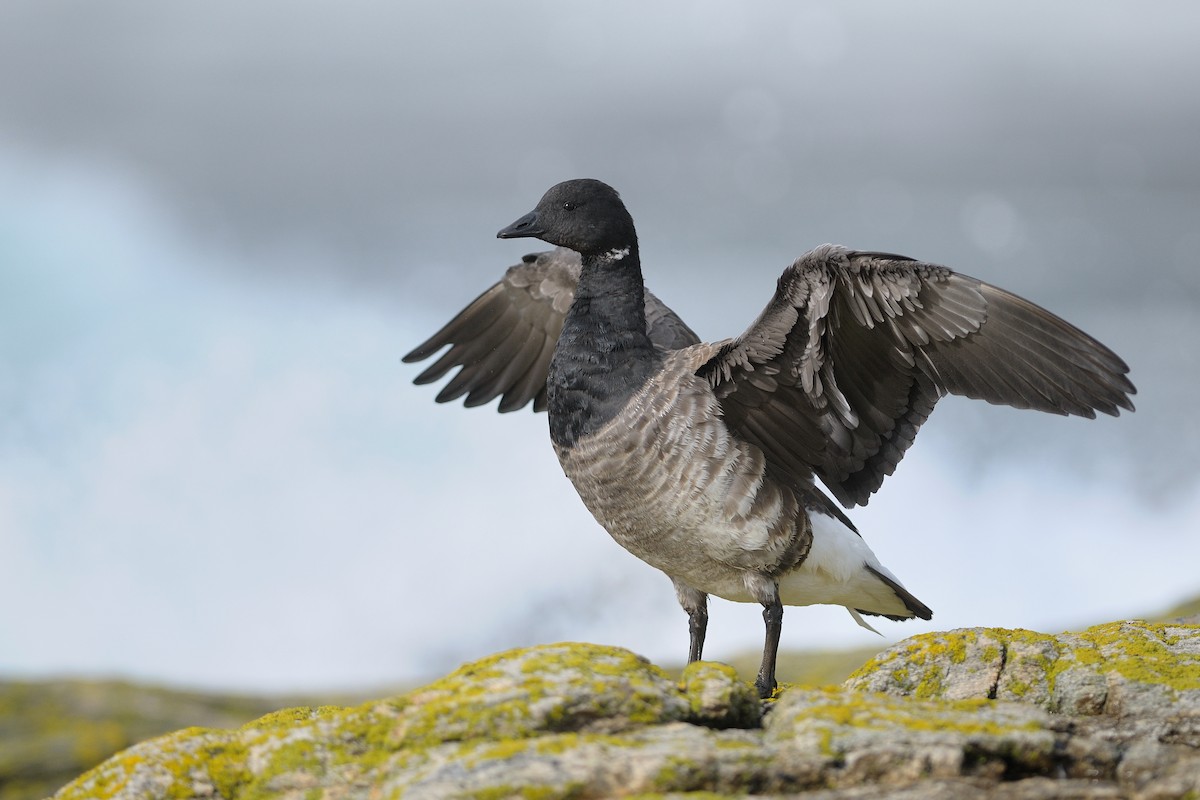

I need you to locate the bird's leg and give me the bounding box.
[672,580,709,663]
[755,596,784,699]
[687,604,709,663]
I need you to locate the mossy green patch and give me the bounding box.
[846,621,1200,715]
[475,738,532,762]
[1074,621,1200,691]
[531,732,642,755]
[387,642,683,750]
[789,687,1038,739]
[849,634,962,699]
[770,685,1057,778]
[995,622,1200,701]
[467,786,575,800]
[677,661,760,728]
[244,705,343,730]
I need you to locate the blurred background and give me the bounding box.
[2,0,1198,701]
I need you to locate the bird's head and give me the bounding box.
[497,178,637,258]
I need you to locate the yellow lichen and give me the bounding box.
[1074,621,1200,691]
[794,687,1037,740]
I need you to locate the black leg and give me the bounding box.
[672,580,709,664]
[687,603,708,663]
[755,599,784,699]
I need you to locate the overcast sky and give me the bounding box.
[1,1,1198,692]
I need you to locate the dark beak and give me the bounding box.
[497,210,542,239]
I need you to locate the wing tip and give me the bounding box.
[402,341,443,364]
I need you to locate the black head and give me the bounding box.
[497,179,637,256]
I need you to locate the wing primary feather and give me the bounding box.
[402,286,508,363]
[463,322,541,408]
[431,311,522,404]
[498,331,556,412]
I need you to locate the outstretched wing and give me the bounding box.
[698,244,1136,508]
[404,248,699,412]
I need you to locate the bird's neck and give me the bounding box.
[573,245,653,339]
[547,243,662,448]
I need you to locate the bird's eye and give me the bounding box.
[562,201,576,211]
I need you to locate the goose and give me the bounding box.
[404,178,1135,698]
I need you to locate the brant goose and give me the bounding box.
[405,179,1135,698]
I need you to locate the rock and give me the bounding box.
[676,660,761,728]
[844,620,1200,716]
[51,623,1200,800]
[766,688,1062,785]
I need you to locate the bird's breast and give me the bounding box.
[553,347,809,595]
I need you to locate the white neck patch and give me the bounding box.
[605,246,631,261]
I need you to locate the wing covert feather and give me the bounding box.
[699,244,1134,507]
[404,248,699,413]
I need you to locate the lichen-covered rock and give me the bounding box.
[52,626,1200,800]
[389,641,696,745]
[845,620,1200,717]
[676,661,761,729]
[766,688,1062,785]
